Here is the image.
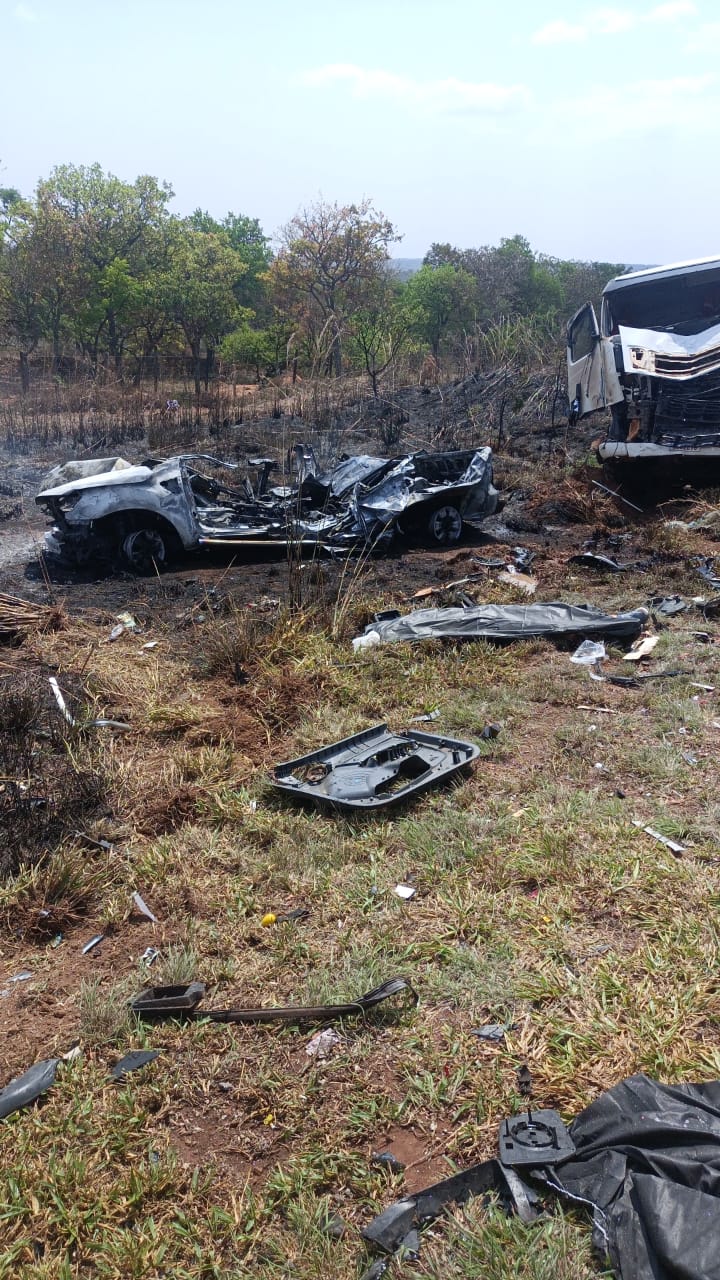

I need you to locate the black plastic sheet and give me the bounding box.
[354,603,649,648]
[550,1074,720,1279]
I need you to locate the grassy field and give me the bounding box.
[1,480,719,1278]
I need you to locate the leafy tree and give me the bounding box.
[164,221,247,395]
[404,263,477,357]
[220,323,277,381]
[39,164,173,375]
[423,242,464,270]
[0,199,46,391]
[269,198,400,376]
[349,276,419,396]
[0,187,22,212]
[189,209,272,313]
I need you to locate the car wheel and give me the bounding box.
[122,528,167,573]
[428,504,463,545]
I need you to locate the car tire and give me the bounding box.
[427,504,463,546]
[121,528,167,573]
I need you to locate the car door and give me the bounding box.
[567,302,605,417]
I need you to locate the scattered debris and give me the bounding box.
[471,1024,516,1042]
[353,604,649,650]
[649,595,689,616]
[111,1050,161,1081]
[569,552,628,572]
[499,1108,575,1166]
[667,509,720,532]
[408,709,440,723]
[49,676,74,726]
[497,568,537,595]
[109,612,139,640]
[141,640,158,651]
[695,557,720,592]
[319,1209,348,1240]
[605,668,687,687]
[132,976,416,1025]
[371,1151,406,1173]
[82,933,105,954]
[305,1028,341,1059]
[393,884,416,900]
[690,682,715,691]
[7,971,32,984]
[131,982,206,1014]
[140,947,159,966]
[0,1059,59,1120]
[632,822,686,855]
[479,722,502,740]
[570,639,607,666]
[516,1063,533,1104]
[590,479,643,512]
[272,724,480,813]
[261,908,310,926]
[131,891,158,923]
[623,634,659,661]
[362,1154,501,1256]
[74,831,113,851]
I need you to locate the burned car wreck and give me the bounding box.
[36,446,498,571]
[568,254,720,467]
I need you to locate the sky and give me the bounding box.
[2,0,719,266]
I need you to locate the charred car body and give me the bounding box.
[568,254,720,467]
[36,446,498,571]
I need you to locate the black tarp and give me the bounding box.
[353,603,649,649]
[549,1074,720,1279]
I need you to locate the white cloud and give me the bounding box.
[652,1,697,20]
[299,64,530,116]
[532,19,586,44]
[593,8,635,35]
[686,21,720,52]
[552,72,715,139]
[14,2,38,20]
[532,2,696,45]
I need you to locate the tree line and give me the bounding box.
[0,163,624,395]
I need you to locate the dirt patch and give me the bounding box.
[370,1123,456,1193]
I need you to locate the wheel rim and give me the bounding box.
[428,505,462,545]
[122,529,166,572]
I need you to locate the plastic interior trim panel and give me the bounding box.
[271,723,481,812]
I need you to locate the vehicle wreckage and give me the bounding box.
[35,445,499,570]
[568,254,720,468]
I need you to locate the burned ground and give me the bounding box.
[2,387,720,1278]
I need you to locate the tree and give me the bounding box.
[189,209,272,313]
[220,323,277,382]
[404,263,477,358]
[349,276,419,396]
[0,199,46,392]
[164,221,247,395]
[39,164,173,376]
[269,198,400,376]
[423,242,464,270]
